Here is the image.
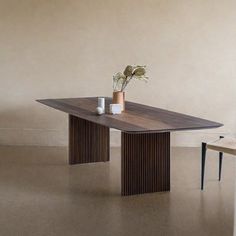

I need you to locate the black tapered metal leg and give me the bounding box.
[218,136,224,181]
[219,152,223,181]
[201,142,207,190]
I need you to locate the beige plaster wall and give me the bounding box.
[0,0,236,146]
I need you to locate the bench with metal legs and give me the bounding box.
[201,136,236,190]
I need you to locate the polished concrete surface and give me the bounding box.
[0,146,234,236]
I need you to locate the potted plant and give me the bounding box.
[112,65,148,111]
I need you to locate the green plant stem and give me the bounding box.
[121,75,132,91]
[120,77,126,91]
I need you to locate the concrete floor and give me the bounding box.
[0,146,234,236]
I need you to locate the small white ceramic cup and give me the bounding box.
[109,104,122,114]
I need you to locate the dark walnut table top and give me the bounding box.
[37,97,223,133]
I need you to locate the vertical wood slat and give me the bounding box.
[69,115,110,165]
[121,132,170,196]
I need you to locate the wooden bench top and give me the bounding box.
[37,97,223,133]
[207,137,236,155]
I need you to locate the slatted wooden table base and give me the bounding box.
[69,115,110,164]
[37,97,222,196]
[121,132,170,196]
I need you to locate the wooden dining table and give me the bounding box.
[37,97,222,196]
